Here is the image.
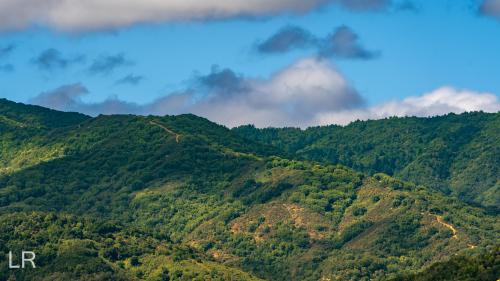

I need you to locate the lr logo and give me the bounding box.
[9,251,36,269]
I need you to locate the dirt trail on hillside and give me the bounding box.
[150,121,181,143]
[436,215,458,239]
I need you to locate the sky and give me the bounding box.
[0,0,499,128]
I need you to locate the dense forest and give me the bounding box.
[233,113,499,211]
[0,98,499,280]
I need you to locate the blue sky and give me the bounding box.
[0,0,499,127]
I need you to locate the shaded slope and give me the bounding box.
[393,245,499,281]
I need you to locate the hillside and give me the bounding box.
[396,245,499,281]
[0,98,89,129]
[0,98,90,176]
[0,100,499,281]
[233,112,500,210]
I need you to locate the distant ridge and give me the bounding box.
[234,111,500,210]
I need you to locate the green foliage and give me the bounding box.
[353,206,367,216]
[234,112,500,209]
[376,213,430,255]
[341,220,374,244]
[395,246,500,281]
[0,100,498,280]
[0,98,89,129]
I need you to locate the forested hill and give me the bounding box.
[0,98,89,129]
[233,112,500,210]
[0,100,498,281]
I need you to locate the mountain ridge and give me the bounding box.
[0,99,498,281]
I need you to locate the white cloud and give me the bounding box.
[0,0,395,32]
[0,0,329,32]
[316,87,500,125]
[195,57,363,127]
[29,60,499,128]
[29,58,364,127]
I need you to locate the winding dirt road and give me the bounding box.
[150,121,181,143]
[436,215,458,239]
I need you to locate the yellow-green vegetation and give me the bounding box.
[0,143,66,175]
[0,98,499,280]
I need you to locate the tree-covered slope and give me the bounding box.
[1,101,498,281]
[0,98,90,176]
[0,98,89,129]
[233,112,500,210]
[395,245,499,281]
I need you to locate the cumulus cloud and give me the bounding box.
[480,0,500,19]
[0,0,394,32]
[257,25,378,60]
[316,87,500,125]
[115,74,145,86]
[191,58,364,127]
[31,48,85,71]
[88,54,132,75]
[29,58,364,127]
[29,59,498,128]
